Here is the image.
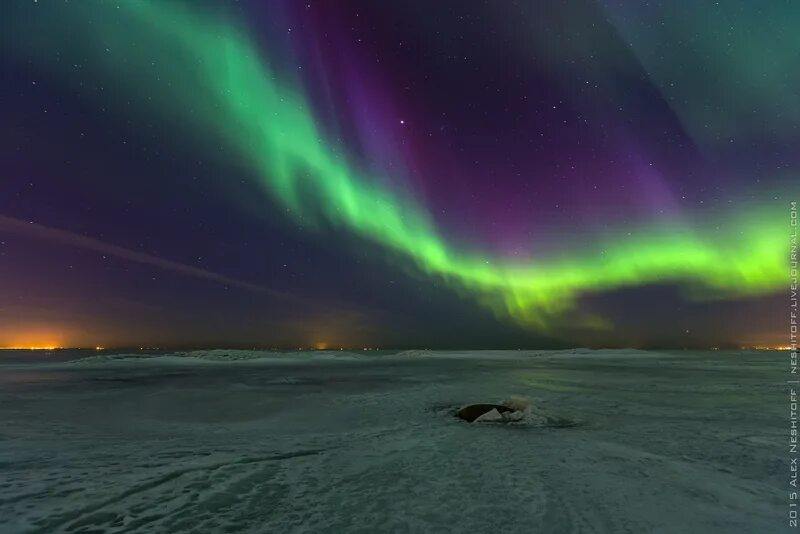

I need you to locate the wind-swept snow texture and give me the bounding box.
[0,350,785,533]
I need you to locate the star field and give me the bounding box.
[0,0,796,349]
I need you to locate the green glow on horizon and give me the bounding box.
[10,1,792,329]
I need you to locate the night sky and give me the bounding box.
[1,0,797,349]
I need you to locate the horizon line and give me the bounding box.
[0,346,792,352]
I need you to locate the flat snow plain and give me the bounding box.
[0,349,786,533]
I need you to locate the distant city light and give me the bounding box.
[0,346,63,350]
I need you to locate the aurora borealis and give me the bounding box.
[0,1,797,348]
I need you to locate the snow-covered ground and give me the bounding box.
[0,350,786,533]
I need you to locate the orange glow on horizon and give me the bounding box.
[0,345,64,350]
[0,327,69,351]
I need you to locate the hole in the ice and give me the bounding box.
[433,402,583,428]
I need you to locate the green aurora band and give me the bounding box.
[7,1,792,330]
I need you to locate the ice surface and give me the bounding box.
[0,349,786,533]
